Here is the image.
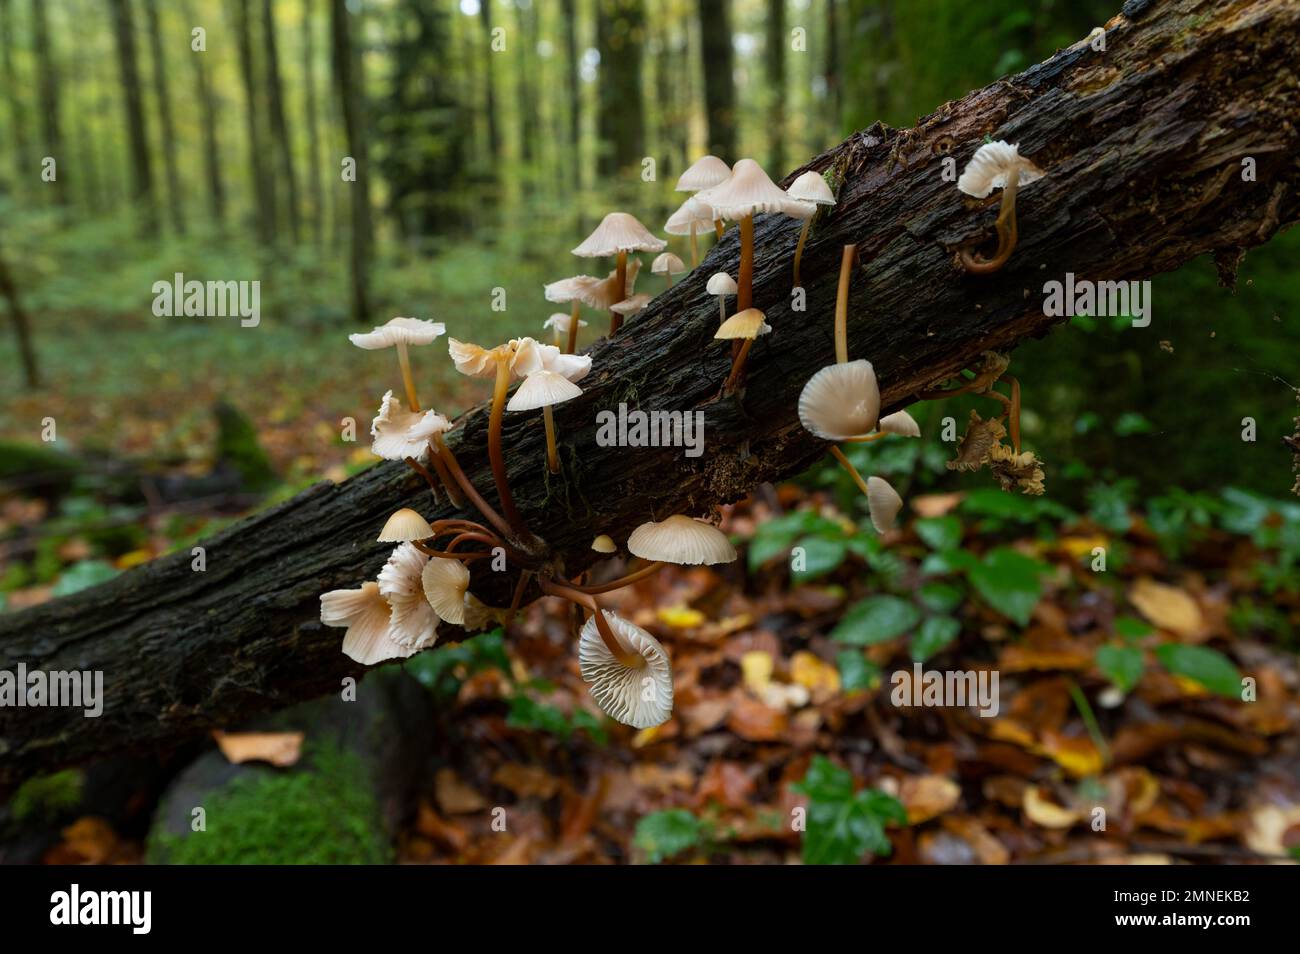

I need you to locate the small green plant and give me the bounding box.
[10,769,85,822]
[791,756,906,865]
[633,809,714,863]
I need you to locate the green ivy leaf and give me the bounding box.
[792,536,848,580]
[1155,644,1243,698]
[634,809,709,864]
[918,581,964,614]
[831,595,921,646]
[914,516,962,552]
[792,757,907,865]
[966,548,1049,626]
[836,650,880,692]
[1095,644,1144,693]
[911,615,961,662]
[1114,616,1154,642]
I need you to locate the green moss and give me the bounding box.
[10,769,85,822]
[148,743,391,865]
[213,400,278,492]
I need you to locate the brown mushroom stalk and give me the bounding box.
[737,214,755,311]
[568,561,664,595]
[489,359,530,536]
[538,577,644,669]
[724,338,758,394]
[958,172,1020,274]
[611,250,629,334]
[834,243,857,364]
[432,432,516,542]
[395,341,420,411]
[566,301,581,355]
[543,405,560,474]
[828,445,872,498]
[792,220,813,289]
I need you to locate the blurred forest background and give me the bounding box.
[1,1,1298,865]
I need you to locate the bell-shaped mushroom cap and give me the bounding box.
[510,337,591,383]
[787,170,837,205]
[628,514,737,565]
[321,582,413,665]
[706,272,739,296]
[544,275,600,304]
[348,316,446,350]
[664,195,716,235]
[957,140,1045,198]
[610,293,653,317]
[695,158,792,220]
[675,154,732,192]
[572,212,667,257]
[878,409,921,437]
[784,199,817,221]
[378,508,434,543]
[652,252,686,276]
[714,307,772,340]
[579,611,674,728]
[371,390,451,461]
[591,534,617,553]
[448,338,512,378]
[543,312,588,335]
[797,360,880,440]
[377,543,438,651]
[867,476,904,533]
[507,369,583,412]
[420,556,471,625]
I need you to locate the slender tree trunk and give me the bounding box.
[824,0,840,139]
[0,0,33,185]
[767,0,786,175]
[0,246,39,387]
[513,0,536,163]
[31,0,68,206]
[302,0,325,246]
[262,0,301,243]
[144,0,186,234]
[234,0,277,246]
[107,0,158,235]
[331,0,372,324]
[596,0,645,176]
[562,0,580,156]
[697,0,736,159]
[184,0,226,226]
[479,0,499,161]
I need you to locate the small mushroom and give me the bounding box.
[349,316,445,412]
[376,542,438,652]
[543,311,588,348]
[878,410,921,437]
[797,360,880,440]
[664,195,717,266]
[543,276,601,353]
[956,140,1044,274]
[321,582,411,665]
[571,212,666,334]
[370,390,451,461]
[715,307,772,394]
[420,556,473,625]
[378,508,435,543]
[579,610,675,728]
[695,158,795,313]
[610,293,652,323]
[706,272,738,326]
[785,170,837,287]
[675,154,732,238]
[866,476,904,533]
[507,368,583,475]
[591,534,617,554]
[651,252,687,288]
[627,514,737,565]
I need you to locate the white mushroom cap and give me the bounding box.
[510,337,591,383]
[715,307,772,340]
[675,155,732,192]
[784,199,818,221]
[321,582,414,665]
[543,312,588,334]
[867,476,904,533]
[706,272,738,296]
[371,390,451,461]
[627,514,737,565]
[610,293,652,317]
[652,252,686,276]
[507,369,583,411]
[695,158,793,220]
[591,534,617,553]
[572,212,667,257]
[798,360,880,440]
[420,556,472,625]
[878,409,921,437]
[544,275,601,304]
[348,316,446,350]
[664,195,716,235]
[786,170,837,205]
[377,542,438,651]
[957,141,1045,198]
[448,339,512,378]
[573,259,643,309]
[378,508,435,543]
[579,611,674,728]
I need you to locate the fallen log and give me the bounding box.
[2,0,1297,788]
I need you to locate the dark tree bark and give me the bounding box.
[697,0,736,159]
[4,0,1299,787]
[767,0,786,175]
[107,0,157,234]
[596,0,645,175]
[823,0,840,139]
[262,0,301,243]
[331,0,372,323]
[0,245,39,387]
[1,0,33,186]
[302,0,325,246]
[562,0,580,155]
[184,0,226,226]
[234,0,278,246]
[32,0,68,206]
[479,0,500,161]
[144,0,186,235]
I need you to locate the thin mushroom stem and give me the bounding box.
[446,531,506,552]
[423,442,465,507]
[723,337,757,394]
[542,405,560,474]
[714,219,724,240]
[567,561,664,595]
[538,577,643,669]
[792,219,811,288]
[834,243,857,364]
[565,300,581,354]
[737,214,755,311]
[665,271,674,289]
[829,445,872,500]
[610,250,628,334]
[1006,375,1022,453]
[414,546,491,562]
[426,518,495,538]
[842,431,890,444]
[689,223,699,267]
[505,570,532,629]
[717,296,727,326]
[395,341,420,411]
[434,433,516,542]
[403,456,441,505]
[489,359,531,537]
[957,173,1020,274]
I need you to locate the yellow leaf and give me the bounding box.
[1059,534,1107,560]
[1035,731,1106,778]
[656,605,705,629]
[1129,578,1204,639]
[900,774,961,824]
[740,650,774,694]
[790,650,841,697]
[115,549,153,570]
[1023,786,1079,829]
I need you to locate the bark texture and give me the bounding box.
[2,0,1298,788]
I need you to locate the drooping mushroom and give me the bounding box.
[785,169,837,288]
[706,272,738,326]
[371,390,451,462]
[956,140,1044,274]
[376,542,438,652]
[627,514,737,566]
[651,252,686,288]
[797,360,880,441]
[507,368,583,475]
[664,195,717,267]
[578,610,675,728]
[610,293,652,323]
[694,158,793,313]
[543,275,600,354]
[420,556,473,625]
[716,307,772,393]
[866,476,904,533]
[543,311,588,350]
[878,410,921,437]
[378,508,435,543]
[675,154,732,238]
[349,316,445,412]
[320,582,412,665]
[571,213,666,334]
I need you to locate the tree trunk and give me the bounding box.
[144,0,186,235]
[0,245,39,387]
[767,0,786,175]
[1,0,33,186]
[32,0,68,206]
[184,0,226,226]
[596,0,645,176]
[234,0,277,246]
[513,0,536,163]
[302,0,325,246]
[562,0,580,156]
[331,0,372,324]
[479,0,500,161]
[107,0,157,235]
[4,0,1298,788]
[262,0,301,244]
[697,0,736,159]
[823,0,840,140]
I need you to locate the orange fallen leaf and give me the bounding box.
[726,694,789,742]
[1023,786,1079,829]
[900,774,961,824]
[435,768,489,814]
[1129,578,1204,639]
[212,730,303,767]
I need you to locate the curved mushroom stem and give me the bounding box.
[446,531,506,553]
[489,360,531,537]
[957,173,1020,274]
[421,443,465,507]
[539,577,644,669]
[834,243,857,364]
[565,301,581,355]
[1006,375,1022,454]
[723,338,757,394]
[395,341,420,411]
[403,456,442,505]
[610,250,629,335]
[689,224,699,267]
[412,543,491,562]
[542,405,560,474]
[737,214,755,311]
[567,561,664,595]
[828,445,872,501]
[505,569,532,629]
[434,433,516,542]
[792,219,812,289]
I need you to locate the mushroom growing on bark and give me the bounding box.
[378,508,435,543]
[320,583,411,666]
[543,276,601,354]
[695,158,794,314]
[676,155,732,238]
[651,252,686,288]
[665,195,717,267]
[349,316,445,412]
[543,312,588,349]
[571,213,665,334]
[956,140,1044,273]
[785,170,837,287]
[706,272,738,326]
[715,307,772,394]
[579,611,675,728]
[507,368,583,475]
